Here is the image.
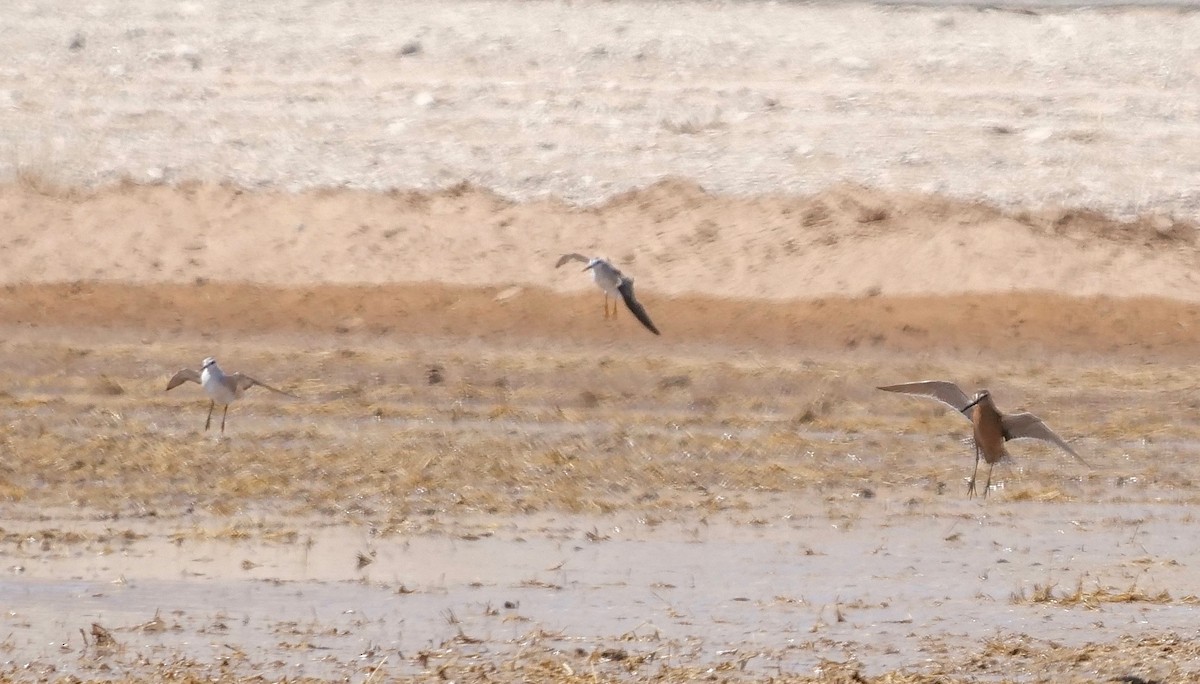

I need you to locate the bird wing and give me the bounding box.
[616,278,660,335]
[231,373,299,398]
[877,380,974,417]
[1001,412,1091,467]
[555,253,590,268]
[165,368,201,391]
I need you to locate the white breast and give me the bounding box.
[201,367,238,405]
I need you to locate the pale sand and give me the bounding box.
[2,180,1199,301]
[5,0,1200,215]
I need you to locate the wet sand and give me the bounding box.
[6,503,1200,681]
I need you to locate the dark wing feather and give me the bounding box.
[555,253,590,268]
[1001,412,1090,467]
[166,368,201,391]
[616,278,660,335]
[877,381,974,417]
[231,373,299,398]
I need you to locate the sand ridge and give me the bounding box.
[3,179,1200,303]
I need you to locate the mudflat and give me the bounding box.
[3,1,1200,682]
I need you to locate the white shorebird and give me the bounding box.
[555,253,660,335]
[166,357,297,434]
[878,381,1090,497]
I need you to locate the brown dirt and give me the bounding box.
[4,280,1200,362]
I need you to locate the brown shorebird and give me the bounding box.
[878,381,1089,497]
[166,357,297,434]
[555,253,660,335]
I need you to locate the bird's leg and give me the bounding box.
[221,405,229,434]
[983,462,995,498]
[205,401,214,431]
[967,442,981,498]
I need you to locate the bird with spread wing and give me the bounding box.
[878,381,1089,497]
[555,253,660,335]
[166,357,298,434]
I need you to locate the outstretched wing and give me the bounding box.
[617,278,660,335]
[877,380,974,418]
[230,373,299,398]
[166,368,201,391]
[1002,412,1090,467]
[555,253,590,268]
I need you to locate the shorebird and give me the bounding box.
[166,357,297,434]
[555,254,660,335]
[878,381,1089,498]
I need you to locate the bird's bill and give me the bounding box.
[960,395,985,412]
[582,263,595,271]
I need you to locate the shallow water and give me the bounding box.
[3,498,1199,679]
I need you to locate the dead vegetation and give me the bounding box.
[1010,578,1198,608]
[1,330,1199,523]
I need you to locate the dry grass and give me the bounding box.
[1010,577,1197,608]
[24,626,1191,684]
[3,333,1200,529]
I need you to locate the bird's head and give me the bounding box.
[583,257,603,272]
[202,357,217,369]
